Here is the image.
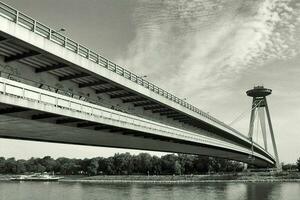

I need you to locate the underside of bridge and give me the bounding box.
[0,1,275,168]
[0,103,272,167]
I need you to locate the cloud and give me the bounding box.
[117,0,300,105]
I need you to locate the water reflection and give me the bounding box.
[244,183,279,200]
[0,181,299,200]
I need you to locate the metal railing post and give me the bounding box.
[15,10,19,23]
[48,29,52,40]
[75,43,79,53]
[87,49,90,59]
[33,20,36,32]
[3,82,6,95]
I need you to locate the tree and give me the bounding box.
[41,156,57,172]
[161,154,181,175]
[16,160,27,174]
[151,156,162,175]
[87,158,99,176]
[105,157,115,175]
[297,157,300,172]
[25,157,37,172]
[112,153,134,175]
[5,157,17,173]
[178,154,195,174]
[174,161,182,175]
[134,153,152,175]
[57,157,80,175]
[0,157,5,173]
[193,156,209,173]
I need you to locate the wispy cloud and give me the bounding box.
[117,0,300,105]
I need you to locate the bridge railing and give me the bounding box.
[0,1,247,140]
[0,71,192,131]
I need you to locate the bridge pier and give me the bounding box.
[247,86,281,171]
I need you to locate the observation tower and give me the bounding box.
[247,86,281,170]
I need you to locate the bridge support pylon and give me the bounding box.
[246,86,281,171]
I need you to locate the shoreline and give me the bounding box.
[2,173,300,184]
[59,178,300,184]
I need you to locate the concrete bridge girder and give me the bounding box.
[0,77,274,166]
[0,16,257,149]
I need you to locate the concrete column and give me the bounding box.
[264,97,281,171]
[258,107,268,151]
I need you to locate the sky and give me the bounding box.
[0,0,299,164]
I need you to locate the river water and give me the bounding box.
[0,181,299,200]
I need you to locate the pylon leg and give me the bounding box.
[258,107,268,151]
[248,98,256,139]
[264,97,281,171]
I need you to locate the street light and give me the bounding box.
[56,28,66,33]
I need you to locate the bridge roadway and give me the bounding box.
[0,1,275,167]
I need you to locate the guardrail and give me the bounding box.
[0,70,198,130]
[0,1,249,141]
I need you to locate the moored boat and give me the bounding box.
[10,173,63,181]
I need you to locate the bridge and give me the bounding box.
[0,1,276,168]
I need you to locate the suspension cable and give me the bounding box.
[255,109,260,143]
[229,99,263,126]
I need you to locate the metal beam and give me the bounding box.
[31,113,59,120]
[79,80,107,88]
[4,51,40,63]
[77,122,98,127]
[134,102,158,107]
[56,118,84,124]
[0,37,14,44]
[0,107,29,114]
[35,63,68,73]
[95,87,122,94]
[122,131,137,135]
[94,125,111,130]
[110,93,137,99]
[0,35,7,43]
[109,128,124,133]
[152,108,173,113]
[123,98,147,103]
[144,105,165,110]
[178,119,192,123]
[173,116,190,120]
[167,114,185,118]
[59,73,89,81]
[160,111,178,116]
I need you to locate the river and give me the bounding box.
[0,181,299,200]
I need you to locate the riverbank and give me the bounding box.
[2,172,300,184]
[60,172,300,184]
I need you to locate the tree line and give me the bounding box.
[2,153,299,176]
[282,157,300,172]
[0,153,246,176]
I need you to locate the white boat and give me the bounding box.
[10,173,63,181]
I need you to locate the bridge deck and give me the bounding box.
[0,77,274,166]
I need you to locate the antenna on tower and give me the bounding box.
[246,86,281,171]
